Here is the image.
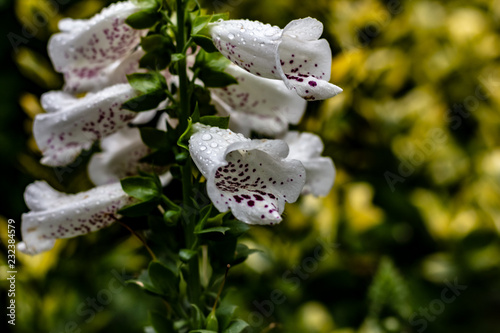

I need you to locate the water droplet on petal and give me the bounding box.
[202,134,212,141]
[200,146,207,151]
[210,142,218,148]
[228,33,235,40]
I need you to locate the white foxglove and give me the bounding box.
[35,83,139,167]
[18,181,135,255]
[48,1,146,93]
[88,126,171,185]
[283,132,335,196]
[211,63,307,137]
[208,17,342,101]
[189,124,306,225]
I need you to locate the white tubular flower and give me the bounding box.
[189,124,306,225]
[208,17,343,101]
[88,126,171,186]
[48,1,146,93]
[283,132,335,196]
[35,83,139,167]
[210,63,307,137]
[88,127,149,185]
[18,181,135,255]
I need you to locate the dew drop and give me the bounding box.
[200,146,207,151]
[210,142,218,148]
[202,134,212,141]
[228,33,235,40]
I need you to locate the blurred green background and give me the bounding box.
[1,0,500,332]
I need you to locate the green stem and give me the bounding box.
[176,0,201,309]
[176,0,190,131]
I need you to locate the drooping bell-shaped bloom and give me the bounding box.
[48,1,146,93]
[283,132,335,196]
[18,181,135,255]
[208,17,343,101]
[210,63,307,137]
[88,126,171,186]
[35,83,140,167]
[189,124,306,225]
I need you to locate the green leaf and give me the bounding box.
[191,103,201,122]
[189,330,218,333]
[206,310,219,331]
[164,209,181,225]
[200,115,229,129]
[121,176,160,201]
[148,261,180,298]
[205,211,229,227]
[195,204,213,231]
[126,8,160,29]
[224,219,250,237]
[118,200,158,217]
[127,270,160,295]
[190,304,205,329]
[222,319,249,333]
[198,69,238,88]
[192,13,229,36]
[177,118,193,150]
[140,149,176,166]
[194,51,238,88]
[127,72,166,93]
[216,305,237,330]
[171,53,186,62]
[140,128,169,150]
[195,226,231,235]
[192,34,219,53]
[179,249,197,263]
[368,257,411,318]
[141,34,174,52]
[123,90,167,111]
[233,243,260,266]
[140,51,171,70]
[150,311,175,333]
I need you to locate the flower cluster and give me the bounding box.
[20,1,341,254]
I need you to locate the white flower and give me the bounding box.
[283,132,335,196]
[48,1,146,93]
[189,124,306,225]
[88,126,172,185]
[35,83,140,167]
[210,63,307,137]
[208,17,343,101]
[18,181,135,255]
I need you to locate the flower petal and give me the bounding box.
[209,19,281,79]
[277,19,343,100]
[18,181,134,255]
[48,1,145,93]
[211,63,306,136]
[88,127,148,185]
[283,132,336,196]
[189,124,306,225]
[64,48,146,94]
[88,127,170,185]
[35,84,139,167]
[209,18,342,100]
